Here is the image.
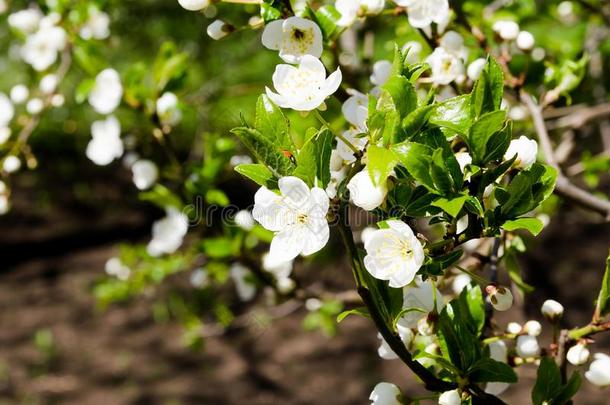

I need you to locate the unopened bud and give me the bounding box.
[516,335,540,358]
[523,320,542,337]
[567,343,590,366]
[541,299,564,322]
[207,20,233,40]
[486,285,513,311]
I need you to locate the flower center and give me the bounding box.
[296,213,308,224]
[292,28,305,40]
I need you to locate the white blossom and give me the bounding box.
[400,280,444,327]
[262,252,293,280]
[541,299,564,321]
[156,92,182,126]
[516,335,540,358]
[88,68,123,115]
[567,343,590,366]
[402,41,423,64]
[105,257,131,280]
[455,152,472,173]
[131,159,159,190]
[86,116,124,166]
[265,55,342,111]
[585,353,610,387]
[178,0,210,11]
[395,0,450,31]
[369,382,401,405]
[360,226,377,245]
[8,8,42,33]
[523,320,542,337]
[467,58,487,81]
[252,176,330,262]
[147,208,189,257]
[486,285,513,311]
[363,220,425,288]
[336,0,385,27]
[342,90,368,132]
[235,209,255,231]
[426,47,464,86]
[489,340,508,363]
[207,20,232,40]
[377,320,414,360]
[451,273,472,295]
[39,74,58,94]
[516,31,535,51]
[440,31,468,61]
[504,135,538,169]
[337,128,367,164]
[347,169,388,211]
[3,156,21,173]
[79,10,110,40]
[230,263,257,301]
[26,98,43,115]
[10,85,29,104]
[0,93,14,127]
[20,24,67,71]
[438,389,461,405]
[262,17,323,64]
[370,60,392,86]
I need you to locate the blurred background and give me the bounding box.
[1,0,610,403]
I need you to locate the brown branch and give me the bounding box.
[547,103,610,130]
[521,91,610,220]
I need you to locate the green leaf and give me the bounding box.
[231,127,296,176]
[401,104,434,136]
[293,127,333,187]
[235,163,278,189]
[502,217,544,236]
[532,357,562,405]
[388,184,438,217]
[468,358,517,383]
[437,301,481,372]
[152,42,188,92]
[139,184,183,210]
[470,57,504,118]
[431,195,469,218]
[205,189,229,206]
[596,250,610,317]
[367,145,398,186]
[314,5,341,41]
[260,3,281,22]
[392,142,436,191]
[468,110,507,164]
[337,307,370,323]
[255,94,294,154]
[458,283,486,336]
[429,95,473,136]
[202,237,235,259]
[420,250,463,278]
[501,164,557,218]
[553,372,582,405]
[382,74,417,118]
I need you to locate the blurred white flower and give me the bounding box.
[541,299,564,321]
[567,343,590,366]
[207,20,232,40]
[585,353,610,387]
[336,0,385,27]
[451,273,472,295]
[504,135,538,169]
[79,10,110,40]
[190,267,209,288]
[105,257,131,280]
[402,41,423,64]
[88,68,123,114]
[516,31,535,51]
[516,335,540,358]
[438,389,461,405]
[0,127,11,144]
[426,47,464,86]
[86,115,124,166]
[8,8,43,33]
[230,263,257,301]
[131,159,159,190]
[26,98,44,115]
[395,0,449,30]
[266,55,342,111]
[229,155,253,167]
[440,31,468,61]
[252,176,330,262]
[262,17,323,63]
[178,0,210,11]
[347,169,388,211]
[363,220,425,288]
[39,74,58,94]
[262,252,293,280]
[50,94,65,107]
[342,90,368,132]
[156,92,182,126]
[21,24,67,71]
[147,208,189,257]
[235,209,255,231]
[370,60,392,86]
[3,156,21,173]
[0,93,14,127]
[10,85,29,104]
[467,58,487,81]
[369,382,401,405]
[493,20,520,41]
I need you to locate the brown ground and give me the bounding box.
[1,175,610,404]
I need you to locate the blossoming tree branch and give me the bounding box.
[1,0,610,403]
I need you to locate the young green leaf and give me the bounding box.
[532,357,562,405]
[431,195,469,218]
[501,217,544,236]
[255,94,294,154]
[367,145,399,186]
[595,250,610,317]
[468,110,507,164]
[468,357,518,383]
[235,163,278,189]
[231,127,296,176]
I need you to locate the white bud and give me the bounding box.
[26,98,44,115]
[207,20,232,40]
[585,353,610,387]
[541,299,564,322]
[40,74,59,94]
[305,298,322,312]
[0,127,11,145]
[523,320,542,337]
[438,389,461,405]
[178,0,210,11]
[516,31,535,51]
[235,210,255,231]
[504,135,538,169]
[10,84,29,104]
[489,340,508,363]
[493,20,520,41]
[452,274,472,295]
[567,343,590,366]
[50,94,65,107]
[3,155,21,173]
[190,268,209,288]
[516,335,540,358]
[506,322,522,335]
[369,382,401,405]
[486,285,513,311]
[347,169,388,211]
[467,58,486,81]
